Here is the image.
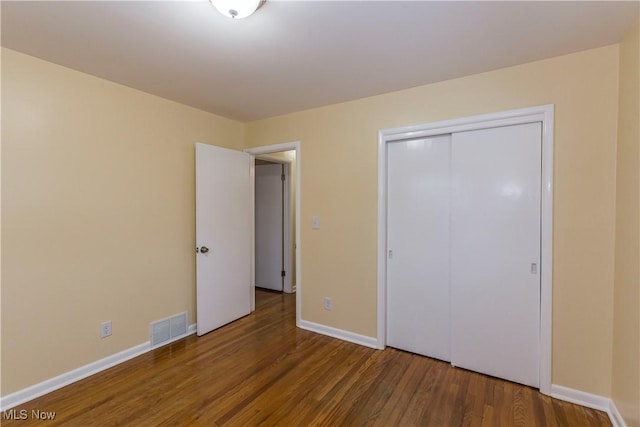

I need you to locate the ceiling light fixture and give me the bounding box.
[210,0,265,19]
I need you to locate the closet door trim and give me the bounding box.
[377,104,554,395]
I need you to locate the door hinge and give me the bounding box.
[281,174,286,181]
[281,270,286,277]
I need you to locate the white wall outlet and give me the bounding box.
[324,297,332,311]
[101,321,112,338]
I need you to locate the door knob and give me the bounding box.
[200,246,210,254]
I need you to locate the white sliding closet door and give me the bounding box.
[387,135,452,361]
[450,123,542,387]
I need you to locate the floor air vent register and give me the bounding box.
[150,312,188,347]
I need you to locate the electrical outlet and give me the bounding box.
[101,321,112,338]
[324,297,332,311]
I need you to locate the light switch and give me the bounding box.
[311,216,320,230]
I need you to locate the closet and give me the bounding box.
[386,122,542,388]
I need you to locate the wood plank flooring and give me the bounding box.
[3,290,611,426]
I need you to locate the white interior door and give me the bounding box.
[450,123,542,387]
[255,163,284,291]
[196,143,252,336]
[386,135,452,361]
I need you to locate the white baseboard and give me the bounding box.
[609,399,626,427]
[0,324,196,411]
[551,384,625,427]
[297,319,378,349]
[551,384,610,411]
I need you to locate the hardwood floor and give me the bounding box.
[4,290,611,426]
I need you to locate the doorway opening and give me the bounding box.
[254,153,296,294]
[245,142,301,326]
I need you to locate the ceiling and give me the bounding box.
[2,1,638,122]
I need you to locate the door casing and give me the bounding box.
[377,105,554,395]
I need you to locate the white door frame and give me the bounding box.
[377,105,554,395]
[245,142,301,327]
[254,156,293,294]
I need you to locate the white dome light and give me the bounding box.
[210,0,264,19]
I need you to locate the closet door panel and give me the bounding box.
[387,135,451,361]
[450,123,542,387]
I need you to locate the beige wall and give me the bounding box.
[1,48,244,394]
[612,19,640,426]
[246,45,620,396]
